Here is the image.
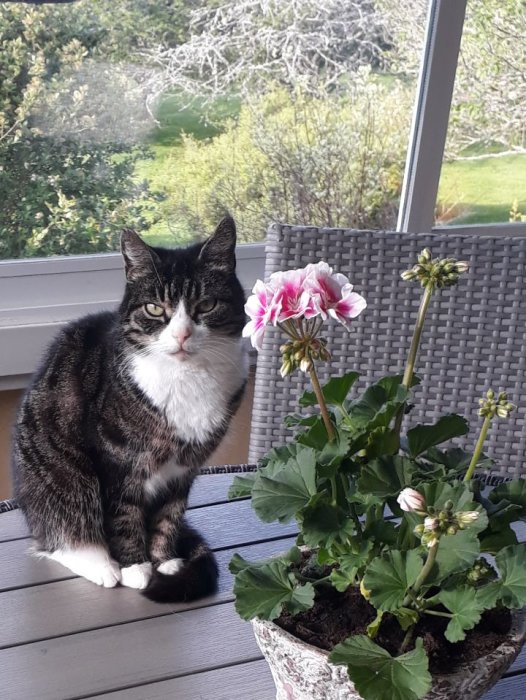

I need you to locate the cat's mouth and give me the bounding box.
[168,349,192,361]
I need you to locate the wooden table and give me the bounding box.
[0,473,524,699]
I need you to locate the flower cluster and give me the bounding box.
[398,488,481,548]
[479,389,515,419]
[401,248,469,289]
[243,262,367,351]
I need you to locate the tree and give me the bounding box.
[0,2,165,259]
[378,0,526,156]
[147,0,389,105]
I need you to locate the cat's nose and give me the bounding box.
[173,328,192,346]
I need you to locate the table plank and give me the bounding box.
[0,505,297,593]
[0,498,297,550]
[91,659,275,700]
[0,602,260,700]
[0,473,246,543]
[188,473,249,508]
[482,674,525,699]
[0,536,295,649]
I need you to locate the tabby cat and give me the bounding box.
[13,217,247,602]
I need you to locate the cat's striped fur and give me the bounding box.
[13,217,247,602]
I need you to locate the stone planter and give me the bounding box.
[252,608,526,700]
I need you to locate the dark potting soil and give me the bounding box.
[277,584,512,675]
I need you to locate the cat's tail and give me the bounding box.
[142,522,219,603]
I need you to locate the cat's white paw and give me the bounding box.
[46,546,121,588]
[120,562,153,589]
[157,558,184,575]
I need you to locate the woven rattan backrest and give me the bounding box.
[248,224,526,478]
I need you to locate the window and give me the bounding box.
[2,0,524,387]
[435,0,526,228]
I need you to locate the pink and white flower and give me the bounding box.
[397,488,425,513]
[268,268,318,323]
[242,280,280,350]
[304,262,367,329]
[242,261,366,351]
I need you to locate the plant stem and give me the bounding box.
[423,609,453,619]
[394,284,434,437]
[402,540,439,608]
[464,415,492,482]
[309,363,336,441]
[399,626,414,654]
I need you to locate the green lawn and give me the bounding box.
[437,153,526,225]
[134,92,526,243]
[134,93,240,247]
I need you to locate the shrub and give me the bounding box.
[161,74,413,242]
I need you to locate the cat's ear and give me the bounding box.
[198,216,237,273]
[121,229,161,282]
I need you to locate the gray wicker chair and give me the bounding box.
[248,224,526,479]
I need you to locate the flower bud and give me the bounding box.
[446,525,457,536]
[280,359,293,378]
[299,357,313,373]
[456,511,480,526]
[424,517,439,531]
[422,531,439,548]
[397,488,425,512]
[418,248,432,264]
[444,500,454,512]
[414,524,425,536]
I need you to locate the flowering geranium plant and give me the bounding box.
[229,251,526,700]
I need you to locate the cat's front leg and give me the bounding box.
[106,497,152,590]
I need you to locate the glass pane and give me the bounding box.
[0,0,428,259]
[436,0,526,227]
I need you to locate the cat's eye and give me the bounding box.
[144,303,164,318]
[196,298,217,314]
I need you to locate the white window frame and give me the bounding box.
[1,0,526,389]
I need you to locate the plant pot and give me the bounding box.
[252,608,526,700]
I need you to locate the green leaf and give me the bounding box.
[480,525,518,555]
[407,415,470,458]
[476,583,501,611]
[259,445,299,477]
[436,587,485,642]
[316,428,352,479]
[228,473,257,499]
[300,494,354,549]
[251,447,317,523]
[392,607,420,631]
[329,636,431,700]
[296,419,331,450]
[494,544,526,608]
[283,413,321,428]
[357,455,415,498]
[365,520,398,547]
[365,427,400,458]
[435,529,480,581]
[424,446,493,474]
[343,377,410,437]
[364,550,422,612]
[330,542,374,592]
[300,371,360,408]
[489,479,526,518]
[231,559,315,620]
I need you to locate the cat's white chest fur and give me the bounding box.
[130,337,247,445]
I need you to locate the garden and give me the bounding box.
[1,0,525,258]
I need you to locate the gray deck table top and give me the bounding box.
[0,473,523,700]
